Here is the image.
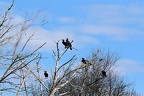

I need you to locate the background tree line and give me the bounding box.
[0,1,141,96]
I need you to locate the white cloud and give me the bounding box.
[4,14,99,52]
[22,27,100,51]
[79,24,137,41]
[82,4,144,23]
[5,3,144,52]
[80,24,126,35]
[10,15,26,25]
[77,4,144,40]
[114,59,144,75]
[57,17,76,23]
[0,1,11,9]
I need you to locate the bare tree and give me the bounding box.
[0,1,141,96]
[0,1,47,95]
[48,40,88,96]
[57,50,140,96]
[30,44,140,96]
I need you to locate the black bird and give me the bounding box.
[44,71,48,78]
[81,58,87,64]
[62,39,68,48]
[99,59,103,61]
[102,70,107,78]
[66,38,72,50]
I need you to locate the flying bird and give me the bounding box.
[102,70,107,78]
[44,71,48,78]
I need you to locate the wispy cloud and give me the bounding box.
[114,59,144,75]
[79,24,135,40]
[3,2,144,52]
[57,17,76,24]
[0,1,11,9]
[82,4,144,23]
[77,4,144,40]
[23,27,100,51]
[5,14,99,52]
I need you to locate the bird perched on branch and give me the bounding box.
[62,39,68,48]
[66,38,73,50]
[81,58,87,64]
[81,58,92,65]
[99,59,103,61]
[62,38,73,50]
[102,70,107,78]
[44,71,48,78]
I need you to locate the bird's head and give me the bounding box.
[82,58,85,60]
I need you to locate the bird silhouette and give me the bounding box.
[81,58,87,64]
[99,59,103,61]
[66,38,72,50]
[62,39,68,48]
[44,71,48,78]
[102,70,107,78]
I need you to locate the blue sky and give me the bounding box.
[1,0,144,95]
